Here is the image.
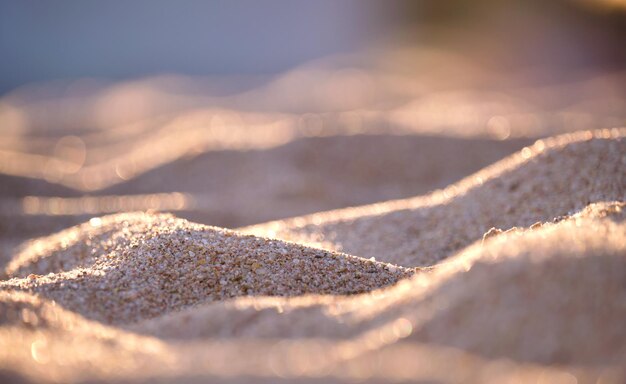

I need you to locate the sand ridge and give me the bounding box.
[0,202,624,383]
[1,213,413,324]
[0,129,624,383]
[1,38,626,382]
[243,129,626,266]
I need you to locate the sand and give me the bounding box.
[0,129,624,383]
[1,52,626,383]
[2,213,412,324]
[244,129,626,266]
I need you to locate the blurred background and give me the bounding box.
[1,0,625,91]
[0,0,625,261]
[0,0,392,92]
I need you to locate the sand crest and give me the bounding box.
[0,201,624,383]
[2,213,412,324]
[244,129,626,266]
[0,125,624,383]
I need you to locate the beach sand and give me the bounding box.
[0,54,625,383]
[0,129,624,383]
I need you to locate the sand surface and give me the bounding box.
[1,51,625,383]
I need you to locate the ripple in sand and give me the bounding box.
[2,212,413,324]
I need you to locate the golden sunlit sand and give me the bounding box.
[0,50,625,383]
[1,129,624,383]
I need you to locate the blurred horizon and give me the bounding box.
[1,0,625,96]
[0,0,393,94]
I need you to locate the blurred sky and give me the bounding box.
[1,0,625,95]
[0,0,392,94]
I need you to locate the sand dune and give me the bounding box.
[244,129,625,266]
[0,128,624,383]
[0,201,623,383]
[0,133,532,273]
[0,134,532,224]
[2,213,411,324]
[2,51,625,277]
[1,46,625,382]
[134,201,626,365]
